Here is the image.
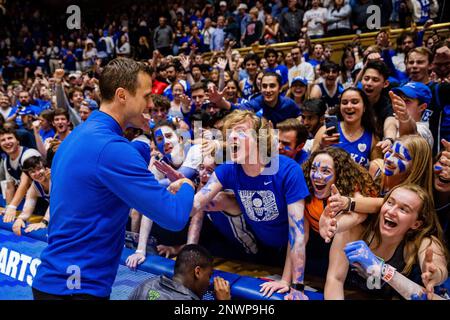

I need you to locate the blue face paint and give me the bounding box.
[434,165,443,172]
[284,145,293,152]
[154,129,165,154]
[324,174,334,183]
[310,160,334,198]
[398,159,406,173]
[384,143,411,176]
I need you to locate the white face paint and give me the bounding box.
[154,126,184,167]
[160,126,179,153]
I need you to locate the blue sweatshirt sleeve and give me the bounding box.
[97,140,195,231]
[234,97,262,113]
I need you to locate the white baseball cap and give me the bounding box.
[237,3,248,10]
[220,1,227,6]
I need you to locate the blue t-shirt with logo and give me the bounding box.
[214,155,309,248]
[266,65,289,86]
[337,122,373,168]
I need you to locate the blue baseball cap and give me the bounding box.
[391,82,432,105]
[291,77,308,87]
[83,98,99,110]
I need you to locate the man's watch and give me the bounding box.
[291,283,305,291]
[41,219,49,226]
[384,137,394,145]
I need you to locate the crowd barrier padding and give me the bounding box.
[0,220,324,300]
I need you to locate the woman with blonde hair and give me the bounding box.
[321,135,435,243]
[325,184,448,300]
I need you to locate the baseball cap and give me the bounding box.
[391,82,432,105]
[237,3,248,10]
[220,1,227,6]
[291,77,308,87]
[82,98,99,110]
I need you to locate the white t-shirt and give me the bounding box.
[395,120,434,149]
[0,107,12,120]
[288,62,315,85]
[182,143,203,170]
[304,7,328,37]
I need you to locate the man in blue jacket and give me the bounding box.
[32,58,195,300]
[209,71,301,126]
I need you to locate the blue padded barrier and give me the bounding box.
[0,220,324,300]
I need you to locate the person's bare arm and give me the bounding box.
[16,186,39,222]
[282,199,309,300]
[12,186,38,236]
[383,116,397,141]
[309,84,322,99]
[32,120,47,159]
[126,213,153,268]
[389,91,417,137]
[186,172,224,245]
[9,173,32,209]
[418,238,449,298]
[324,230,356,299]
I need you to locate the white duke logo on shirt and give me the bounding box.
[238,190,279,222]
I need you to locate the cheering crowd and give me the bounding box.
[0,0,449,300]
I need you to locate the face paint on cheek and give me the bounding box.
[397,159,407,173]
[384,151,395,176]
[154,129,165,154]
[396,142,412,161]
[323,173,334,183]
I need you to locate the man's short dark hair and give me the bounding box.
[0,126,20,140]
[53,108,70,121]
[264,48,277,58]
[301,98,327,117]
[151,94,170,111]
[243,53,260,66]
[68,87,83,100]
[320,61,339,73]
[199,64,211,73]
[99,58,153,102]
[22,156,47,178]
[363,60,390,80]
[191,81,206,93]
[157,63,168,73]
[277,118,308,146]
[191,64,201,71]
[39,109,55,122]
[174,244,213,276]
[262,71,282,86]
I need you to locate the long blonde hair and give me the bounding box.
[381,135,434,195]
[362,184,448,275]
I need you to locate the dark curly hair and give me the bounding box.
[302,147,379,203]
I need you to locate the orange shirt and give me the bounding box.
[305,196,326,233]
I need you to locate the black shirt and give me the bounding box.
[372,92,394,139]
